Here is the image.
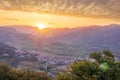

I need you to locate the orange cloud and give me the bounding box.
[0,0,120,20]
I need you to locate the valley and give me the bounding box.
[0,24,120,75]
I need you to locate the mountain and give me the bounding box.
[54,24,120,46]
[47,24,120,57]
[36,24,120,57]
[0,24,120,58]
[0,24,120,73]
[0,26,39,49]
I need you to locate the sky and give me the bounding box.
[0,0,120,28]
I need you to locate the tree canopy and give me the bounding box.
[0,63,52,80]
[55,50,120,80]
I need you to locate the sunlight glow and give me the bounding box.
[35,23,47,30]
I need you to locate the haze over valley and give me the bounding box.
[0,24,120,73]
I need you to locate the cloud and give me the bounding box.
[0,0,120,19]
[0,18,19,21]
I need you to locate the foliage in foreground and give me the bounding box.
[0,63,52,80]
[55,50,120,80]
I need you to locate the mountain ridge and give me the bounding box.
[0,24,120,58]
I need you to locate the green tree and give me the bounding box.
[0,63,11,80]
[55,50,120,80]
[0,63,52,80]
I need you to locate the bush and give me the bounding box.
[55,50,120,80]
[0,63,52,80]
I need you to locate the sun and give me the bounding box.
[35,23,47,30]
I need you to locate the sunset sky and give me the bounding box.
[0,0,120,28]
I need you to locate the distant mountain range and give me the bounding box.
[0,24,120,58]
